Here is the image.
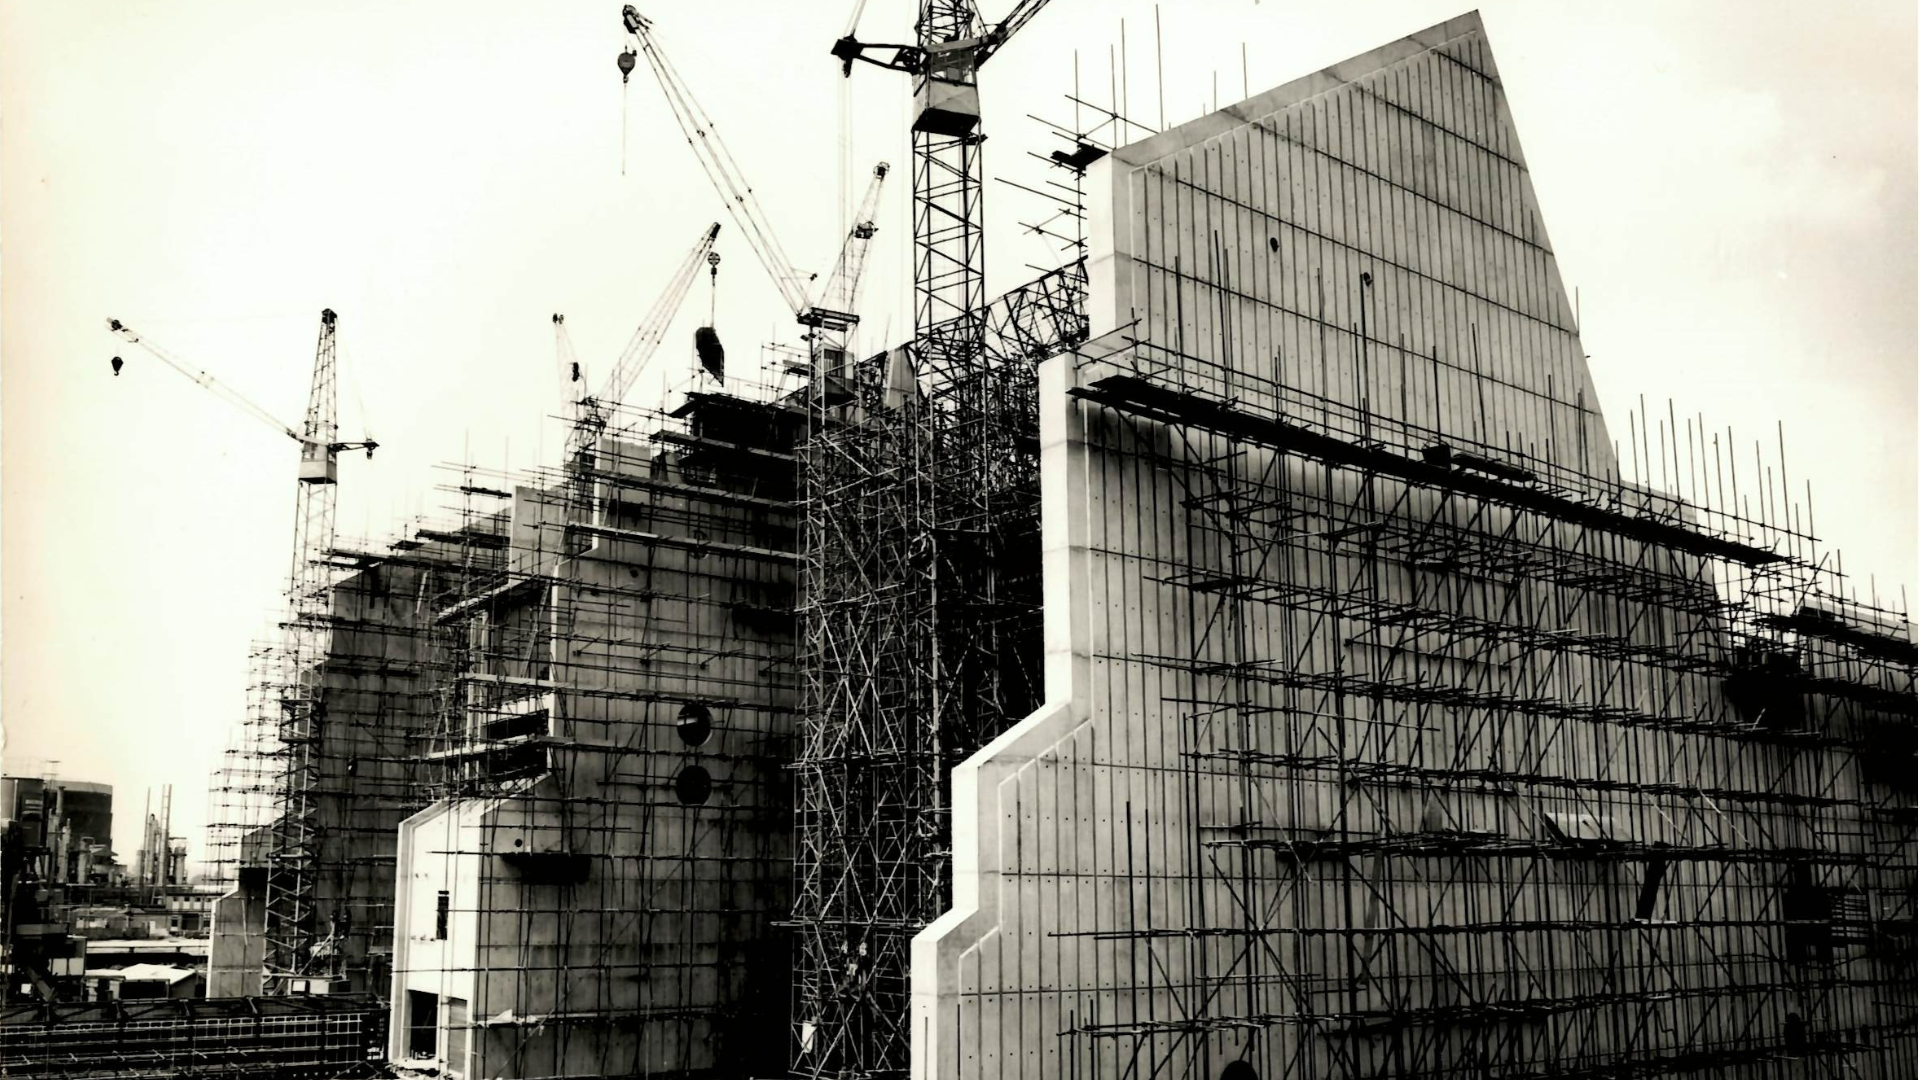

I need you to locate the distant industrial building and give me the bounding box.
[2,777,115,887]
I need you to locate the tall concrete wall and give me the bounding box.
[311,558,448,995]
[916,12,1914,1080]
[1081,11,1609,475]
[391,408,797,1079]
[208,865,266,998]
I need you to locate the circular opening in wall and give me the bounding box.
[676,702,714,747]
[1220,1063,1258,1080]
[673,765,713,806]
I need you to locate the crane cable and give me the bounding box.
[629,18,810,315]
[338,337,375,450]
[843,0,870,36]
[600,222,720,406]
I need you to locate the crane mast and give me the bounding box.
[796,3,1057,1076]
[267,308,351,992]
[911,1,990,376]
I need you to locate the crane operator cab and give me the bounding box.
[914,38,982,137]
[298,439,339,485]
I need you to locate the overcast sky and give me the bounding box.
[3,1,1913,864]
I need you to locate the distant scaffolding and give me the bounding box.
[202,521,473,1000]
[203,643,292,894]
[0,995,388,1079]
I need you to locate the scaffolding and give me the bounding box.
[199,519,475,1002]
[0,994,388,1079]
[384,371,801,1079]
[793,259,1088,1076]
[1034,333,1917,1077]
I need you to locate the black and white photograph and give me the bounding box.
[1,2,1914,1078]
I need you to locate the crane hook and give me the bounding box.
[618,48,637,83]
[707,251,721,324]
[110,356,124,376]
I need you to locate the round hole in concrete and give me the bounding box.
[1220,1063,1258,1080]
[676,703,713,747]
[674,765,713,806]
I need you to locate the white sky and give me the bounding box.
[2,1,1913,863]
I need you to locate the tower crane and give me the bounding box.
[801,5,1060,1077]
[831,0,1057,376]
[107,317,378,467]
[108,310,373,993]
[799,161,890,385]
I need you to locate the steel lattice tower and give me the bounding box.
[264,308,344,990]
[794,3,1061,1074]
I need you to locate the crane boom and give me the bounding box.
[803,162,890,330]
[106,317,379,462]
[599,222,722,408]
[830,1,1051,74]
[565,222,722,476]
[625,7,811,316]
[800,162,890,393]
[975,0,1052,65]
[108,319,304,444]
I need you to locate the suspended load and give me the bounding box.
[694,326,724,384]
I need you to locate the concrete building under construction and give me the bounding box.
[916,13,1918,1078]
[42,7,1906,1080]
[387,393,800,1078]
